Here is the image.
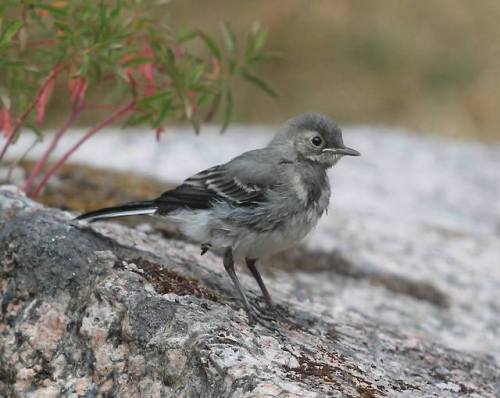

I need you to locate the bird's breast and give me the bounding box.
[288,168,331,210]
[232,204,325,259]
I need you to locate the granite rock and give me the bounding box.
[1,185,500,397]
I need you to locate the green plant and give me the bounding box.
[0,0,276,198]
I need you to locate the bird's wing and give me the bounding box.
[154,149,280,214]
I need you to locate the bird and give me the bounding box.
[75,113,360,321]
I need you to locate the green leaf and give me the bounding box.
[90,61,102,82]
[122,56,152,67]
[124,112,151,127]
[221,22,236,55]
[248,50,282,63]
[80,52,91,75]
[153,96,172,128]
[196,30,221,60]
[138,90,174,107]
[116,66,131,83]
[196,91,214,108]
[241,71,278,97]
[204,91,221,122]
[163,48,177,73]
[0,59,24,67]
[253,29,268,52]
[0,20,22,46]
[188,63,205,85]
[110,0,121,21]
[24,121,44,138]
[176,27,197,43]
[221,87,232,133]
[98,0,106,26]
[22,64,40,73]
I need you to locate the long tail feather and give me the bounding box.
[75,200,157,223]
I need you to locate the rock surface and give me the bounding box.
[1,186,500,397]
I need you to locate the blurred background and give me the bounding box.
[165,0,500,141]
[34,0,500,141]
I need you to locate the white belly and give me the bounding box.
[165,207,322,260]
[231,209,321,259]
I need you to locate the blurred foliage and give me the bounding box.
[0,0,275,196]
[166,0,500,141]
[0,0,274,136]
[2,0,498,141]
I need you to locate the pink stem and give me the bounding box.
[23,81,87,194]
[0,65,64,163]
[30,100,135,199]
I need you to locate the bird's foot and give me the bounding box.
[257,302,292,323]
[242,301,292,334]
[244,307,283,334]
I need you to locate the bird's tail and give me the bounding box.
[75,200,157,223]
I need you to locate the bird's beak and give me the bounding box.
[323,147,361,156]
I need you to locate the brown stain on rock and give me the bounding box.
[284,352,385,397]
[114,257,220,303]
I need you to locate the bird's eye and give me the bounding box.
[311,136,323,147]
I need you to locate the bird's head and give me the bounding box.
[270,113,360,168]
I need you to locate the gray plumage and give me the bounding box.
[76,113,360,322]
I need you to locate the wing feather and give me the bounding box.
[154,165,266,214]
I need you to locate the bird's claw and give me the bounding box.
[242,301,292,333]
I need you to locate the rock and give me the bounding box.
[1,185,500,397]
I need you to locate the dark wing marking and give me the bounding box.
[154,165,265,214]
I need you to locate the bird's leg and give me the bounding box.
[223,247,255,320]
[245,258,294,326]
[223,250,282,329]
[245,257,274,309]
